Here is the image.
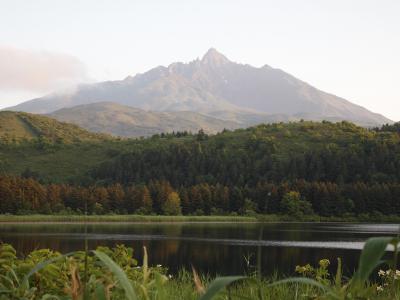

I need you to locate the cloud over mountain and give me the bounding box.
[5,48,391,126]
[0,45,87,93]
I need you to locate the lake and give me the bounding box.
[0,222,398,276]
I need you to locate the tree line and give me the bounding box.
[1,175,400,217]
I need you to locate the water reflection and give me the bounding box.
[0,222,397,276]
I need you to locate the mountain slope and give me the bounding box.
[49,102,241,137]
[0,111,110,143]
[6,48,391,126]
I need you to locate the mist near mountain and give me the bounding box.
[6,48,391,126]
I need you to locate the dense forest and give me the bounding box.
[93,122,400,185]
[2,175,400,217]
[0,117,400,217]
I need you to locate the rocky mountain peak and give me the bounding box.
[201,48,230,66]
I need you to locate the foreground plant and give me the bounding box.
[0,237,399,299]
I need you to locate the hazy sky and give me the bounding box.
[0,0,399,120]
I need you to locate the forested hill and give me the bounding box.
[1,120,400,184]
[1,120,400,216]
[93,121,400,185]
[0,111,111,143]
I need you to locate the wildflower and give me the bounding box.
[168,274,173,279]
[386,270,391,275]
[376,285,384,292]
[295,265,304,273]
[378,270,386,277]
[157,264,162,267]
[319,259,330,269]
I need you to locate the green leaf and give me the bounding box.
[95,283,107,300]
[199,276,244,300]
[353,237,393,282]
[93,250,138,300]
[335,257,342,288]
[266,277,328,291]
[21,251,76,289]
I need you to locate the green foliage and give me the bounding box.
[280,191,313,217]
[199,276,244,300]
[2,120,400,217]
[295,259,331,285]
[3,235,400,299]
[353,237,394,282]
[0,111,111,144]
[0,243,167,300]
[93,250,138,300]
[162,192,182,215]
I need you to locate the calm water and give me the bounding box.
[0,222,398,276]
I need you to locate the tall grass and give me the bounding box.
[2,213,400,223]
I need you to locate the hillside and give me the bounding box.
[1,120,400,217]
[5,49,391,126]
[49,102,241,137]
[0,120,399,185]
[92,120,400,186]
[0,111,110,143]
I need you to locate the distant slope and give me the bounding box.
[6,48,392,126]
[1,120,398,184]
[49,102,241,137]
[0,111,110,143]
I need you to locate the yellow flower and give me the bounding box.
[295,265,305,273]
[319,259,330,269]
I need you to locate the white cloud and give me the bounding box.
[0,45,87,93]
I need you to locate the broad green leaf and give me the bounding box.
[353,237,393,282]
[199,276,244,300]
[266,277,328,291]
[93,250,138,300]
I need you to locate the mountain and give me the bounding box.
[0,111,110,143]
[49,102,241,137]
[6,48,391,126]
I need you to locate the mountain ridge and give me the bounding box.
[49,102,242,137]
[5,48,392,126]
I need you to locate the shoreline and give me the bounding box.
[0,215,258,223]
[0,214,400,224]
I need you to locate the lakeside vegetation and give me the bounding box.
[1,236,400,299]
[2,213,400,223]
[2,174,400,221]
[0,214,257,223]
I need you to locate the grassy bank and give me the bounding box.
[0,214,257,223]
[1,213,400,223]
